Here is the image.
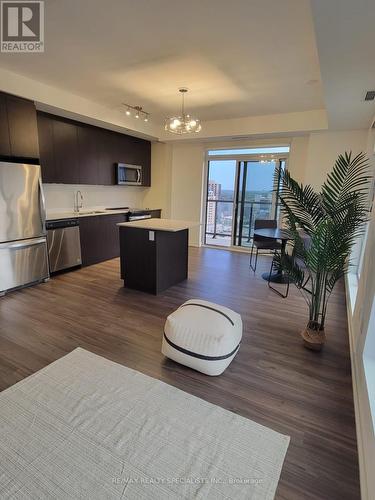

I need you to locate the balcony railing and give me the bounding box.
[205,200,277,246]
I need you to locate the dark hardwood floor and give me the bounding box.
[0,247,359,500]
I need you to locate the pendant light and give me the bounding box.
[165,88,202,134]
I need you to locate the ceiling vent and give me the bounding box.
[365,90,375,101]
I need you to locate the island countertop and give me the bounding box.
[117,218,199,232]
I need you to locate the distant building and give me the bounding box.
[208,180,221,200]
[207,180,222,227]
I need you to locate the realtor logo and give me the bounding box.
[1,1,44,52]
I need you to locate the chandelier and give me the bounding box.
[165,88,202,134]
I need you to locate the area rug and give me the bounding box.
[0,348,289,499]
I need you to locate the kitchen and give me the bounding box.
[0,90,163,294]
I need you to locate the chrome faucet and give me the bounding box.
[74,190,83,213]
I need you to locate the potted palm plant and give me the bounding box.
[275,152,371,350]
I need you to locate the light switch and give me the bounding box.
[149,231,155,241]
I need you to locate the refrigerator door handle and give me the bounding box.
[0,237,46,250]
[38,176,47,231]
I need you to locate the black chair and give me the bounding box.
[267,230,311,298]
[249,219,282,272]
[267,255,290,298]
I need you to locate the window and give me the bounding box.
[207,146,290,156]
[363,296,375,431]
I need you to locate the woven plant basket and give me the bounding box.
[301,325,326,351]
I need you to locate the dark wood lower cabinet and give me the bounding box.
[79,214,127,266]
[79,211,161,267]
[119,227,188,294]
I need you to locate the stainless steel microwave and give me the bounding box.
[116,164,142,185]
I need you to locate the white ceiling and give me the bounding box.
[0,0,324,124]
[311,0,375,129]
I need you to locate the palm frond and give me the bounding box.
[276,166,323,234]
[276,151,372,328]
[321,151,371,218]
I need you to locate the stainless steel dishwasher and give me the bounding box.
[46,218,82,273]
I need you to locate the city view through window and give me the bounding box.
[205,156,286,247]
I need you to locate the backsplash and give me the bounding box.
[43,184,146,214]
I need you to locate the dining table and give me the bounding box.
[253,227,290,283]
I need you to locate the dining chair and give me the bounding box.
[267,255,290,298]
[249,219,282,272]
[267,230,311,298]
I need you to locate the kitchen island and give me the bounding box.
[118,218,198,294]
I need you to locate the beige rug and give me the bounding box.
[0,348,289,499]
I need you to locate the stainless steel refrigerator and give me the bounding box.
[0,161,49,295]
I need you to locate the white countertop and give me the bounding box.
[46,208,160,221]
[117,218,200,232]
[46,209,129,221]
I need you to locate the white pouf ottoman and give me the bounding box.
[162,299,242,376]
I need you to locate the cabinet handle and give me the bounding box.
[39,175,47,230]
[0,237,46,250]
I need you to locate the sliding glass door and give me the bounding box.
[233,160,283,247]
[204,152,286,248]
[205,160,237,247]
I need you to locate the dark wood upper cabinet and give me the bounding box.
[37,113,56,182]
[77,125,99,184]
[0,92,151,183]
[96,128,115,185]
[52,119,79,184]
[0,93,11,157]
[114,132,151,186]
[36,111,151,186]
[141,141,151,187]
[6,94,39,159]
[0,92,39,160]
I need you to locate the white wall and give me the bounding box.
[283,130,369,190]
[146,129,369,247]
[288,136,309,183]
[159,109,328,142]
[44,184,146,215]
[304,130,368,188]
[169,143,205,246]
[142,142,173,218]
